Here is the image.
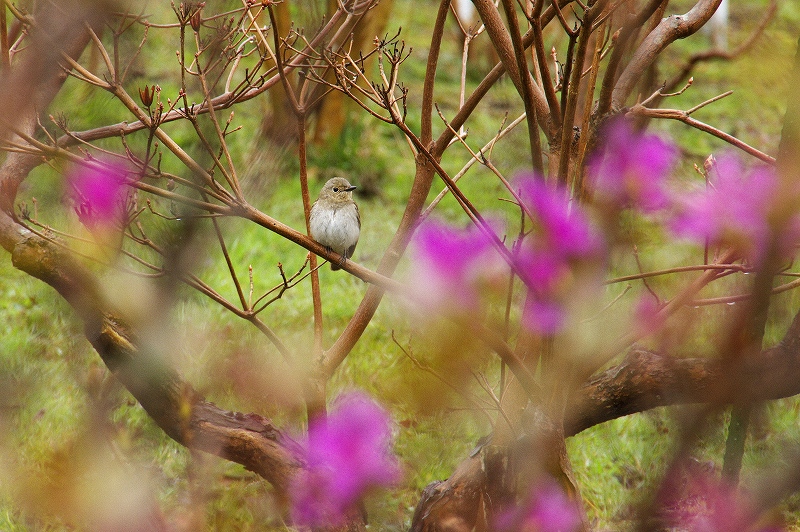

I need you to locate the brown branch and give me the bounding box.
[0,4,304,499]
[473,0,522,90]
[596,0,665,117]
[605,262,751,284]
[610,0,723,110]
[412,304,800,528]
[53,1,355,149]
[530,0,563,127]
[0,201,303,490]
[0,2,8,70]
[566,306,800,436]
[410,455,489,531]
[421,0,451,146]
[574,19,608,200]
[663,0,778,94]
[501,0,544,172]
[432,0,574,154]
[626,102,776,164]
[317,0,451,378]
[471,0,551,140]
[12,117,404,297]
[558,0,606,184]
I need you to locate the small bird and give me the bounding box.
[309,177,360,270]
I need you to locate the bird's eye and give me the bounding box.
[333,187,339,192]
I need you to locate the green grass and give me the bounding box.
[1,0,799,529]
[572,399,800,531]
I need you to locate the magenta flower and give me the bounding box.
[514,251,569,332]
[290,391,401,527]
[495,481,582,532]
[67,162,128,229]
[514,175,603,333]
[671,154,799,261]
[516,175,601,259]
[407,178,603,333]
[408,219,506,313]
[587,118,677,211]
[522,296,566,335]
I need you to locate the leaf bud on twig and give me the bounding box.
[138,85,155,108]
[190,5,203,33]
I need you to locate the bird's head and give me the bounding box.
[320,177,357,202]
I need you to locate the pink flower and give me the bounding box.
[522,296,567,335]
[67,163,128,229]
[514,175,603,333]
[408,177,603,333]
[671,154,800,262]
[516,176,601,259]
[408,219,506,313]
[495,481,582,532]
[587,118,677,211]
[290,392,401,527]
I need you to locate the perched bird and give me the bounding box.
[309,177,360,270]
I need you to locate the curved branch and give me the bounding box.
[412,307,800,527]
[663,0,777,94]
[596,0,665,117]
[0,201,303,489]
[610,0,723,110]
[410,455,488,531]
[627,103,776,164]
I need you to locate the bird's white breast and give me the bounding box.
[309,204,360,254]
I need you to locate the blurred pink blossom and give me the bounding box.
[522,287,568,334]
[67,163,128,229]
[515,251,569,333]
[671,154,800,262]
[587,118,677,211]
[290,391,401,527]
[495,481,582,532]
[409,218,506,313]
[407,178,602,333]
[515,175,603,333]
[516,175,601,259]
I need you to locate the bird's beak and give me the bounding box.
[345,185,357,192]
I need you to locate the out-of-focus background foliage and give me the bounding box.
[1,0,800,529]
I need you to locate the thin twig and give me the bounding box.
[627,103,775,165]
[392,331,496,427]
[606,263,752,284]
